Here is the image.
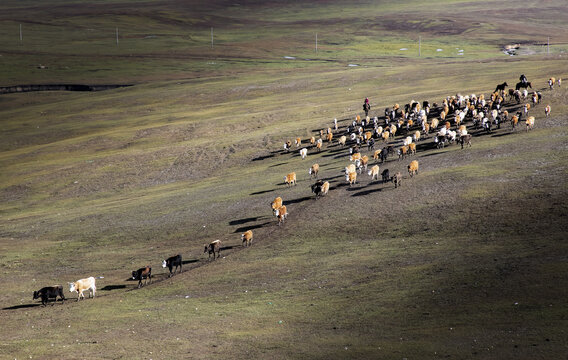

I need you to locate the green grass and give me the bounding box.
[1,0,568,359]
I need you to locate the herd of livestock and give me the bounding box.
[31,75,561,306]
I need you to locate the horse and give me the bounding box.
[494,82,508,93]
[515,81,532,91]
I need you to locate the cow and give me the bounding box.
[33,285,65,306]
[460,134,472,149]
[68,277,102,301]
[381,169,390,183]
[311,180,329,198]
[132,266,152,288]
[241,230,253,247]
[204,240,222,260]
[393,172,402,188]
[162,254,183,277]
[408,160,419,177]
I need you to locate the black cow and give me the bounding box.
[379,146,392,163]
[162,254,182,277]
[33,285,65,306]
[132,266,152,288]
[381,169,390,183]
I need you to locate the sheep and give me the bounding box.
[393,172,402,188]
[284,172,297,187]
[544,104,551,117]
[309,163,319,179]
[364,131,373,141]
[310,136,316,145]
[334,118,338,130]
[532,92,538,105]
[338,135,347,147]
[382,131,390,142]
[274,205,288,225]
[271,196,283,211]
[408,160,419,177]
[526,116,535,131]
[408,143,416,155]
[548,77,555,90]
[295,137,302,147]
[346,171,357,186]
[241,230,253,247]
[300,148,308,159]
[368,165,380,181]
[326,132,333,143]
[558,78,562,87]
[403,136,413,147]
[284,140,292,152]
[458,125,468,136]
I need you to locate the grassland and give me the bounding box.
[1,0,568,359]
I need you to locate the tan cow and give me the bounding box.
[241,230,253,247]
[408,160,419,177]
[68,277,102,301]
[284,172,297,186]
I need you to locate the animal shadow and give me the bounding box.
[101,285,127,291]
[3,303,43,310]
[229,217,264,226]
[234,222,272,233]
